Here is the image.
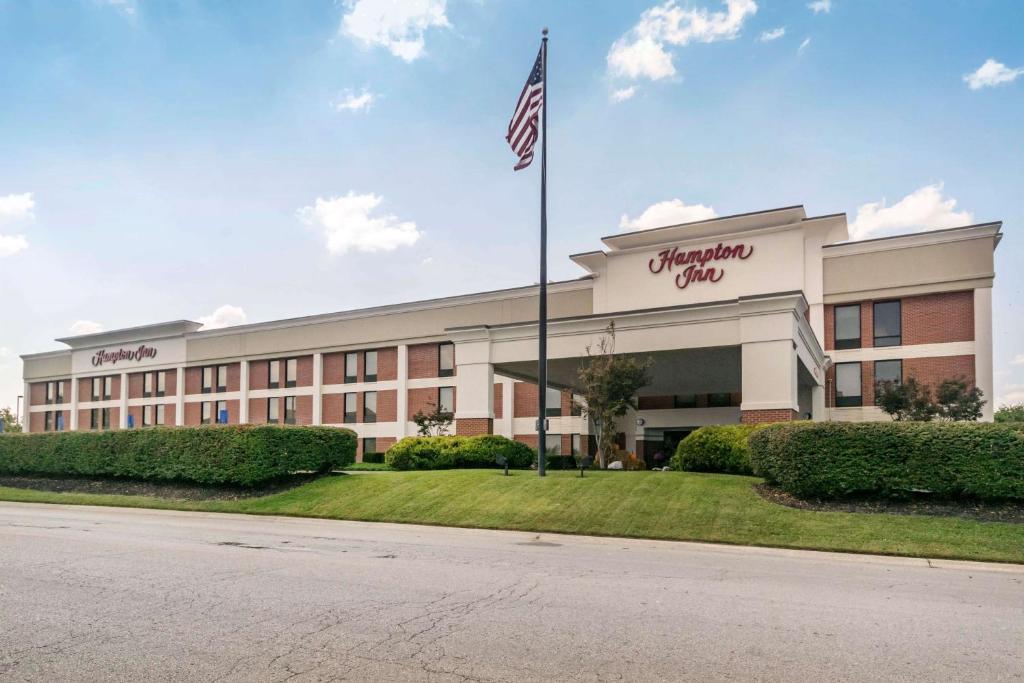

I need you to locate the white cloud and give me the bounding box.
[807,0,831,14]
[0,234,28,258]
[298,191,422,254]
[69,320,104,336]
[620,199,718,230]
[341,0,450,62]
[963,59,1024,90]
[998,383,1024,406]
[95,0,136,16]
[759,27,785,42]
[607,0,757,82]
[334,88,377,112]
[1011,354,1024,366]
[848,184,973,241]
[0,193,33,257]
[611,86,638,102]
[197,305,248,331]
[798,37,811,54]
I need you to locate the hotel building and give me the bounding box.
[20,206,1001,461]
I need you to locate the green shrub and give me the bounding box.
[749,422,1024,501]
[541,454,577,470]
[385,435,533,470]
[361,452,385,464]
[0,425,356,487]
[670,425,762,475]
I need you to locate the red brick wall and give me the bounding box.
[322,353,345,384]
[638,395,674,410]
[494,383,503,419]
[250,360,269,390]
[514,382,538,417]
[29,383,46,406]
[322,394,344,424]
[376,389,398,422]
[377,347,398,381]
[296,356,314,387]
[740,409,798,424]
[903,292,974,345]
[28,412,42,432]
[514,434,538,449]
[408,343,440,379]
[78,379,92,403]
[185,367,202,395]
[128,405,142,427]
[249,398,267,424]
[128,373,144,399]
[904,355,975,388]
[295,395,313,425]
[164,404,176,426]
[456,418,492,435]
[226,364,241,392]
[184,402,200,426]
[164,371,177,397]
[408,387,439,417]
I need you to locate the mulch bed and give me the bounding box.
[0,473,324,501]
[755,483,1024,524]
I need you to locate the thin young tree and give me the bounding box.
[575,322,652,469]
[412,401,454,436]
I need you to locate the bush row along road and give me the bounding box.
[1,502,1021,682]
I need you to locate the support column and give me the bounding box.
[312,353,323,425]
[811,384,826,422]
[974,287,994,422]
[119,371,129,429]
[740,340,799,424]
[22,381,30,433]
[70,378,80,430]
[396,344,409,437]
[496,377,514,438]
[453,338,494,436]
[175,367,185,426]
[239,360,250,424]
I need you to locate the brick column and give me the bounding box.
[740,409,799,424]
[456,417,493,436]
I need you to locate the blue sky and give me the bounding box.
[1,0,1022,413]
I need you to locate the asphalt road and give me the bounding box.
[0,503,1021,682]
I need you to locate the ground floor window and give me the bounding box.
[284,396,296,425]
[201,402,212,425]
[571,433,581,456]
[835,362,862,407]
[156,404,166,426]
[545,434,562,455]
[143,405,153,427]
[268,397,280,424]
[874,359,902,403]
[363,437,377,456]
[438,386,455,414]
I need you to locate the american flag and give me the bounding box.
[506,47,544,171]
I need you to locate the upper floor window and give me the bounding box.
[545,387,562,417]
[835,362,862,408]
[284,396,297,425]
[103,376,113,400]
[438,386,455,414]
[91,377,101,401]
[363,391,377,423]
[344,393,357,423]
[570,394,583,416]
[269,360,281,389]
[143,372,153,397]
[708,393,732,408]
[674,394,698,409]
[143,371,165,398]
[364,351,378,382]
[438,343,455,377]
[344,353,358,384]
[216,365,228,392]
[834,304,861,350]
[285,358,297,388]
[873,301,901,347]
[202,367,214,393]
[267,397,280,424]
[156,371,166,397]
[45,382,55,404]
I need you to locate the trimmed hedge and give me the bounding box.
[385,435,534,470]
[361,452,386,464]
[0,425,356,487]
[750,422,1024,501]
[670,425,763,475]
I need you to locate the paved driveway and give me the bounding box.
[1,502,1021,681]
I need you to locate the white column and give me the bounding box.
[811,384,826,422]
[974,287,994,422]
[740,340,799,414]
[397,344,409,437]
[22,381,30,433]
[119,371,129,428]
[175,367,185,426]
[70,378,80,430]
[239,360,250,424]
[312,353,323,425]
[453,339,494,422]
[496,377,515,438]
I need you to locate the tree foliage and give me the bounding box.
[412,401,454,436]
[995,404,1024,423]
[0,407,22,433]
[876,376,984,422]
[575,322,652,468]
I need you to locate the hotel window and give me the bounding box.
[143,405,154,427]
[545,434,562,455]
[545,387,562,417]
[201,402,213,425]
[156,371,166,397]
[43,411,53,432]
[285,358,298,388]
[284,396,297,425]
[144,372,153,397]
[438,386,455,414]
[570,394,582,416]
[873,301,902,347]
[92,377,102,401]
[834,304,861,350]
[673,394,698,409]
[268,360,281,389]
[45,381,56,404]
[216,365,228,392]
[101,408,111,430]
[363,437,377,456]
[56,382,64,404]
[90,409,99,430]
[202,367,214,393]
[103,376,113,400]
[363,391,377,423]
[364,351,378,383]
[571,434,582,456]
[874,360,902,403]
[835,362,862,408]
[438,343,455,377]
[344,393,357,423]
[267,397,280,424]
[344,353,358,384]
[215,400,228,424]
[156,404,166,426]
[708,393,732,408]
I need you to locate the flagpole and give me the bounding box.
[537,27,549,477]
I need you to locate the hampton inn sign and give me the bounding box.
[21,204,999,463]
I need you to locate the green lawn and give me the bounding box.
[2,470,1022,563]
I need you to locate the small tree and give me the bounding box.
[995,403,1024,423]
[575,322,652,469]
[935,377,985,422]
[412,401,454,436]
[0,406,21,433]
[876,377,936,421]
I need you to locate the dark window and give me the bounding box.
[268,360,280,389]
[56,382,64,404]
[545,387,562,417]
[364,351,378,382]
[438,386,455,414]
[156,404,166,426]
[673,394,698,409]
[363,437,377,456]
[156,371,166,397]
[285,358,297,388]
[344,353,358,383]
[438,343,455,377]
[284,396,296,425]
[570,394,582,416]
[216,365,228,392]
[835,362,862,407]
[545,434,562,455]
[90,409,99,430]
[101,408,111,430]
[344,393,357,424]
[363,391,377,423]
[43,411,52,432]
[708,393,732,408]
[201,402,212,425]
[874,360,902,404]
[873,301,901,347]
[103,376,113,400]
[143,372,154,398]
[834,304,861,349]
[267,397,280,424]
[215,400,228,424]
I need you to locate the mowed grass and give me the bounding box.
[2,470,1022,563]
